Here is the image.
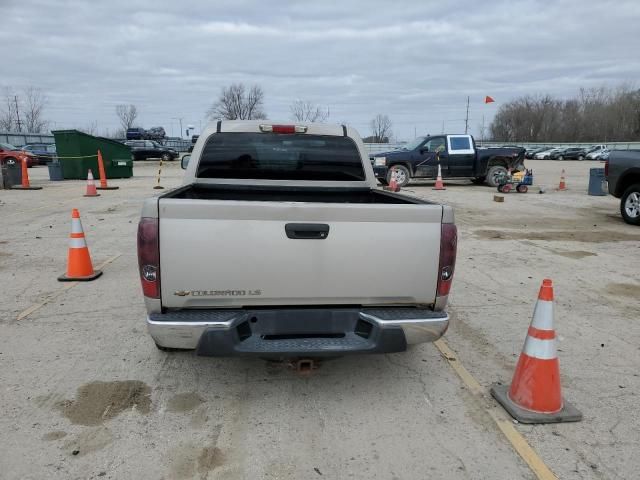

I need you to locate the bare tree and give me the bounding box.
[23,87,48,133]
[0,88,17,131]
[207,83,266,120]
[115,104,138,131]
[370,114,393,143]
[290,100,329,122]
[78,121,98,136]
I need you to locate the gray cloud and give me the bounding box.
[2,0,639,139]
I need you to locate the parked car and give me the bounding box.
[525,147,549,159]
[126,127,146,140]
[0,142,37,167]
[124,140,177,161]
[534,148,563,160]
[550,147,587,160]
[140,121,456,357]
[370,134,525,187]
[21,143,57,165]
[606,150,640,225]
[586,145,608,160]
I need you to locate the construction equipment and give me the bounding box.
[496,169,533,193]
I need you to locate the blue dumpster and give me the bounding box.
[588,168,607,196]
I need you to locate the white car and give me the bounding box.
[586,145,608,160]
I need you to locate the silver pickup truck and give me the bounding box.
[138,121,457,358]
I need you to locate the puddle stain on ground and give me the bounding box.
[606,283,639,298]
[474,229,640,243]
[56,380,151,426]
[42,431,67,441]
[550,250,597,259]
[167,392,204,413]
[169,443,225,479]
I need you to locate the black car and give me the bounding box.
[124,140,177,161]
[550,147,587,160]
[21,143,57,164]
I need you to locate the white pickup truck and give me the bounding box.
[138,121,457,358]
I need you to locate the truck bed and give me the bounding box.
[163,183,430,205]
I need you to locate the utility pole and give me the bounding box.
[464,96,470,134]
[14,96,22,132]
[172,117,184,138]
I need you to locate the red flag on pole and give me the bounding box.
[485,96,495,104]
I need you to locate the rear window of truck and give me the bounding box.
[196,133,366,181]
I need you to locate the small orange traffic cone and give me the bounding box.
[96,150,119,190]
[389,170,400,192]
[84,169,100,197]
[558,169,567,190]
[491,279,582,423]
[58,209,103,281]
[433,164,446,190]
[11,157,43,190]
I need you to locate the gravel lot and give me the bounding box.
[1,159,638,479]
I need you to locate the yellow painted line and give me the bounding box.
[434,339,558,480]
[16,254,121,321]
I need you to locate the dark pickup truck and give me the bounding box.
[606,150,640,225]
[370,134,525,187]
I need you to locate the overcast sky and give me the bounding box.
[3,0,640,140]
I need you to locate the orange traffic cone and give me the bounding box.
[558,169,567,190]
[433,164,446,190]
[58,209,103,281]
[96,150,119,190]
[389,170,400,192]
[491,279,582,423]
[84,169,100,197]
[11,157,43,190]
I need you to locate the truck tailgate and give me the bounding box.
[159,199,443,308]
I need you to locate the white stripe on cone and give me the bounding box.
[69,237,88,248]
[522,336,557,360]
[530,300,554,330]
[71,218,84,234]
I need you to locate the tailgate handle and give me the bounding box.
[285,223,330,240]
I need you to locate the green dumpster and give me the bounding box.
[52,130,133,179]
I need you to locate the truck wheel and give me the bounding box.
[5,157,18,167]
[621,183,640,225]
[486,166,507,187]
[387,165,410,187]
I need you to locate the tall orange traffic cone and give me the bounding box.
[96,150,119,190]
[11,157,43,190]
[433,164,446,190]
[491,279,582,423]
[84,169,100,197]
[558,169,567,190]
[58,209,103,281]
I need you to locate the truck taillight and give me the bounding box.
[604,160,609,177]
[137,217,160,299]
[259,124,308,134]
[437,223,457,297]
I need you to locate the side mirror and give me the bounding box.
[181,154,191,170]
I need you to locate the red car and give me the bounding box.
[0,142,37,167]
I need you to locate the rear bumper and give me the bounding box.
[147,307,449,357]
